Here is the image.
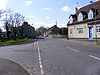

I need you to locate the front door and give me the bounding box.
[89,27,93,39]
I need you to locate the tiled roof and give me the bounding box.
[68,1,100,25]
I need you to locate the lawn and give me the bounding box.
[54,34,68,38]
[96,41,100,44]
[0,38,34,45]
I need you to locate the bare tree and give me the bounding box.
[2,10,13,39]
[0,10,3,39]
[0,9,25,39]
[1,10,25,39]
[0,28,2,39]
[9,12,25,38]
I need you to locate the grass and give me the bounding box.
[0,38,34,45]
[54,34,68,38]
[96,41,100,44]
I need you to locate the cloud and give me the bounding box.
[29,21,45,28]
[27,16,37,19]
[61,6,72,12]
[43,8,52,11]
[25,0,33,6]
[30,21,53,28]
[29,21,67,29]
[0,0,7,10]
[45,16,50,19]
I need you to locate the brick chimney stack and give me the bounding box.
[96,0,100,1]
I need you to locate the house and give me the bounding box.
[67,0,100,40]
[45,25,59,37]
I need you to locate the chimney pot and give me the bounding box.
[75,7,78,12]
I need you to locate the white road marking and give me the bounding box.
[41,69,44,75]
[39,60,42,65]
[37,41,44,75]
[67,47,80,52]
[40,65,43,69]
[89,55,100,61]
[39,58,41,61]
[34,42,36,45]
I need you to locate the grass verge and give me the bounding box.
[53,34,68,38]
[96,41,100,44]
[0,38,34,45]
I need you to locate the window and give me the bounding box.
[96,26,100,33]
[70,29,73,34]
[77,28,83,34]
[88,10,93,19]
[78,13,83,22]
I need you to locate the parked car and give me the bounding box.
[38,36,46,39]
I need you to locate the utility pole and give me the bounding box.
[55,20,58,35]
[56,20,57,26]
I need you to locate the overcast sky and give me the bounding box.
[0,0,96,28]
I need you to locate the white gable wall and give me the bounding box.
[88,10,94,19]
[78,13,83,22]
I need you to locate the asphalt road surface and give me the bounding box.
[0,38,100,75]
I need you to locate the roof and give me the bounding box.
[68,1,100,26]
[48,25,59,31]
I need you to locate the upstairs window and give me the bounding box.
[77,28,83,34]
[78,13,83,22]
[88,10,93,19]
[70,29,73,34]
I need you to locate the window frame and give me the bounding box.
[70,29,73,34]
[96,26,100,33]
[78,13,83,22]
[77,28,83,34]
[88,10,94,19]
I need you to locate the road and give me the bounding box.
[0,38,100,75]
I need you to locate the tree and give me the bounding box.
[2,10,12,39]
[36,26,48,36]
[9,12,25,38]
[0,10,4,38]
[1,10,25,39]
[0,28,2,38]
[19,22,28,38]
[59,27,68,35]
[4,22,11,38]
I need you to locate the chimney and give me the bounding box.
[96,0,100,1]
[75,7,78,12]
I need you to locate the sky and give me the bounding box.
[0,0,96,29]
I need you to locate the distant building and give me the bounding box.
[45,25,59,37]
[67,0,100,40]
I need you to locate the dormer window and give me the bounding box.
[88,9,93,19]
[78,13,83,21]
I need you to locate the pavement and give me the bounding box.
[0,58,31,75]
[68,39,100,46]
